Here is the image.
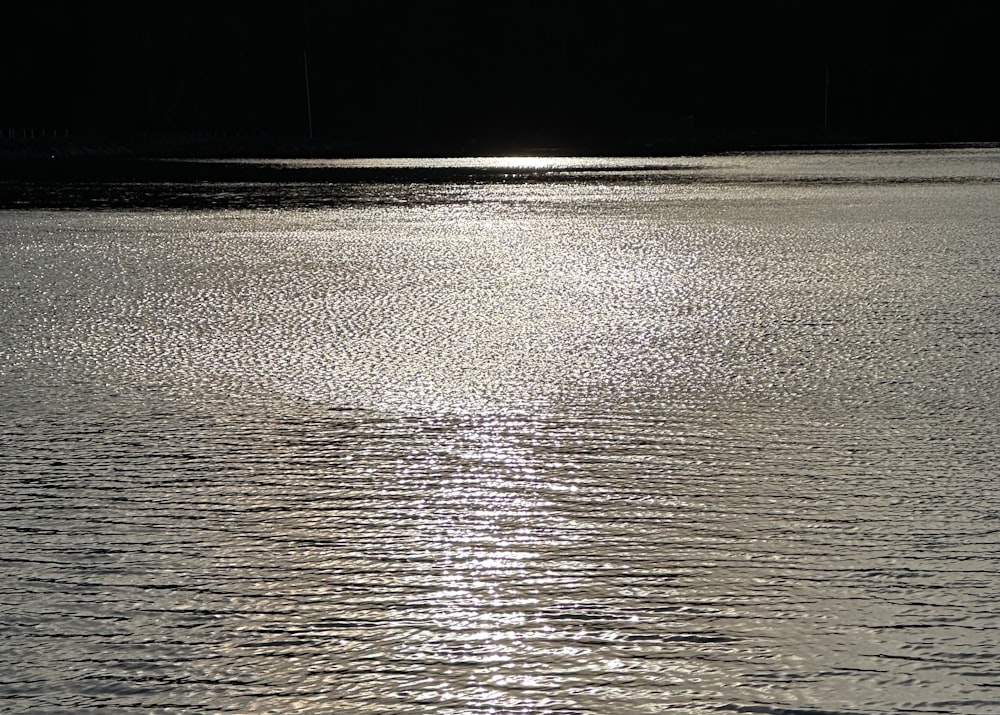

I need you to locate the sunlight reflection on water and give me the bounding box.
[1,149,998,714]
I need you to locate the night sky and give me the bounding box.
[2,2,997,155]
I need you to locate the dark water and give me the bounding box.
[2,149,999,714]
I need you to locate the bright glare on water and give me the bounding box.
[1,148,999,714]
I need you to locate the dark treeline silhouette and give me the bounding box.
[2,2,997,156]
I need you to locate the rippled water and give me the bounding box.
[2,149,999,714]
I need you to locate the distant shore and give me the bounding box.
[2,129,997,161]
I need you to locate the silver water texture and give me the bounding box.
[2,149,999,714]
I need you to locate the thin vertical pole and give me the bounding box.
[824,62,829,131]
[303,49,314,139]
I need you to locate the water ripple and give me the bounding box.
[2,150,999,714]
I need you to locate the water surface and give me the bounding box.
[2,148,998,714]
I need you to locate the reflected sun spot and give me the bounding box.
[480,156,565,170]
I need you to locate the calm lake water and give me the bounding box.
[2,149,999,714]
